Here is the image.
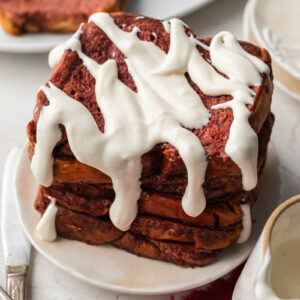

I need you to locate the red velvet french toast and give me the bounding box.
[27,12,274,267]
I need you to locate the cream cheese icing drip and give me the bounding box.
[32,13,269,232]
[237,204,252,244]
[36,197,57,242]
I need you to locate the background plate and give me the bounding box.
[126,0,214,20]
[0,0,213,53]
[14,143,281,295]
[0,26,70,53]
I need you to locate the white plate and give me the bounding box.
[0,0,213,53]
[126,0,214,20]
[14,143,281,295]
[0,26,71,53]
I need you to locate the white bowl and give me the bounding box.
[244,0,300,102]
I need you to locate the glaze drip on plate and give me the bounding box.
[237,204,252,244]
[31,13,269,232]
[36,196,57,242]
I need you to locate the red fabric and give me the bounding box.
[175,263,245,300]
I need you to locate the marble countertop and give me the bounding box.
[0,0,299,299]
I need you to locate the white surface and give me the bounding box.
[14,144,280,295]
[1,147,31,267]
[0,0,299,299]
[0,0,213,54]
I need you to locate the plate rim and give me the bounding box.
[0,27,71,53]
[14,143,281,295]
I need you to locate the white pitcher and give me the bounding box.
[233,194,300,300]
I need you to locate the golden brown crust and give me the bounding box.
[139,192,246,228]
[130,215,242,250]
[36,184,255,228]
[28,112,274,207]
[56,205,123,245]
[35,182,249,266]
[112,232,170,264]
[112,232,221,267]
[0,0,128,35]
[35,189,241,266]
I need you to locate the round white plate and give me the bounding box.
[14,143,281,295]
[0,0,213,53]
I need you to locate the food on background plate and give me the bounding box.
[27,12,274,267]
[0,0,128,35]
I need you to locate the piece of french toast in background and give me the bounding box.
[0,0,128,35]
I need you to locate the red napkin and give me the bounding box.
[171,263,245,300]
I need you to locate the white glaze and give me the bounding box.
[32,13,269,232]
[48,27,82,68]
[162,21,170,33]
[237,204,252,244]
[36,197,57,242]
[151,32,157,39]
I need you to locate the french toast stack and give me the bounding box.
[27,13,274,267]
[0,0,128,35]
